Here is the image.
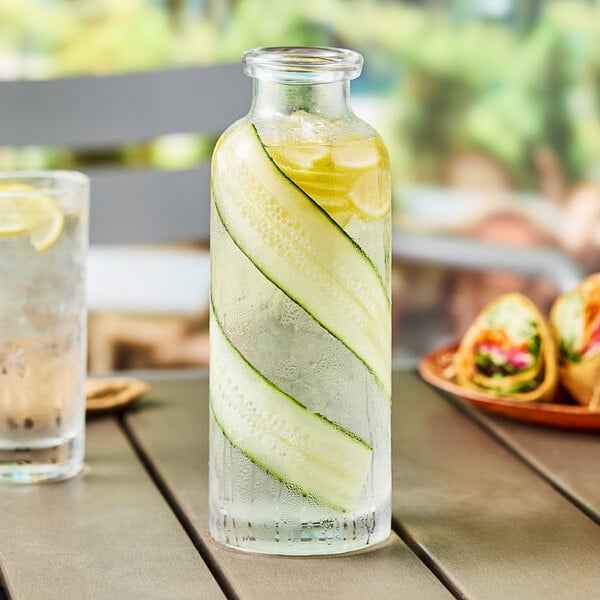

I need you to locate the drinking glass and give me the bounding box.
[0,171,89,482]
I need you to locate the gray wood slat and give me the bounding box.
[394,372,600,600]
[457,403,600,523]
[124,375,454,600]
[0,65,248,246]
[0,65,250,148]
[87,165,210,244]
[0,416,225,600]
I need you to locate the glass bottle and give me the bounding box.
[209,46,391,555]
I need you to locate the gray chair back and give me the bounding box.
[0,64,251,244]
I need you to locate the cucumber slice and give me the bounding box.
[210,306,373,512]
[211,122,390,396]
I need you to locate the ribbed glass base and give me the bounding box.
[0,434,84,483]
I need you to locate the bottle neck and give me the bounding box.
[251,79,352,120]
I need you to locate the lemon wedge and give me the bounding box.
[0,184,64,252]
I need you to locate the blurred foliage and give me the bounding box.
[2,0,600,191]
[302,0,600,190]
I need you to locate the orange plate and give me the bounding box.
[418,343,600,431]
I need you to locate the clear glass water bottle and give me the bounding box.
[209,46,391,555]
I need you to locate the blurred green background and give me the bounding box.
[2,0,600,194]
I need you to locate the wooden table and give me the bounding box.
[1,370,599,600]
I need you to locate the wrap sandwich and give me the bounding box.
[550,273,600,408]
[454,293,557,402]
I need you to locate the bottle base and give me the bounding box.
[210,507,391,556]
[0,435,84,483]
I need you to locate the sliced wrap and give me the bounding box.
[454,293,557,402]
[550,273,600,408]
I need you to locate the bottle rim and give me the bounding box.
[242,47,363,84]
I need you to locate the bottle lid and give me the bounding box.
[243,47,363,85]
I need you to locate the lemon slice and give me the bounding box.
[0,197,28,235]
[345,169,391,221]
[0,184,33,235]
[0,183,36,192]
[0,186,64,252]
[268,144,330,170]
[330,138,383,170]
[281,166,351,188]
[267,136,390,223]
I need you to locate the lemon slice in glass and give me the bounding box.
[330,137,383,170]
[268,144,330,170]
[0,184,64,252]
[269,136,390,223]
[345,169,391,221]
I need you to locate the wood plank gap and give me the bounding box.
[391,517,469,600]
[438,390,600,527]
[0,571,12,600]
[117,414,241,600]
